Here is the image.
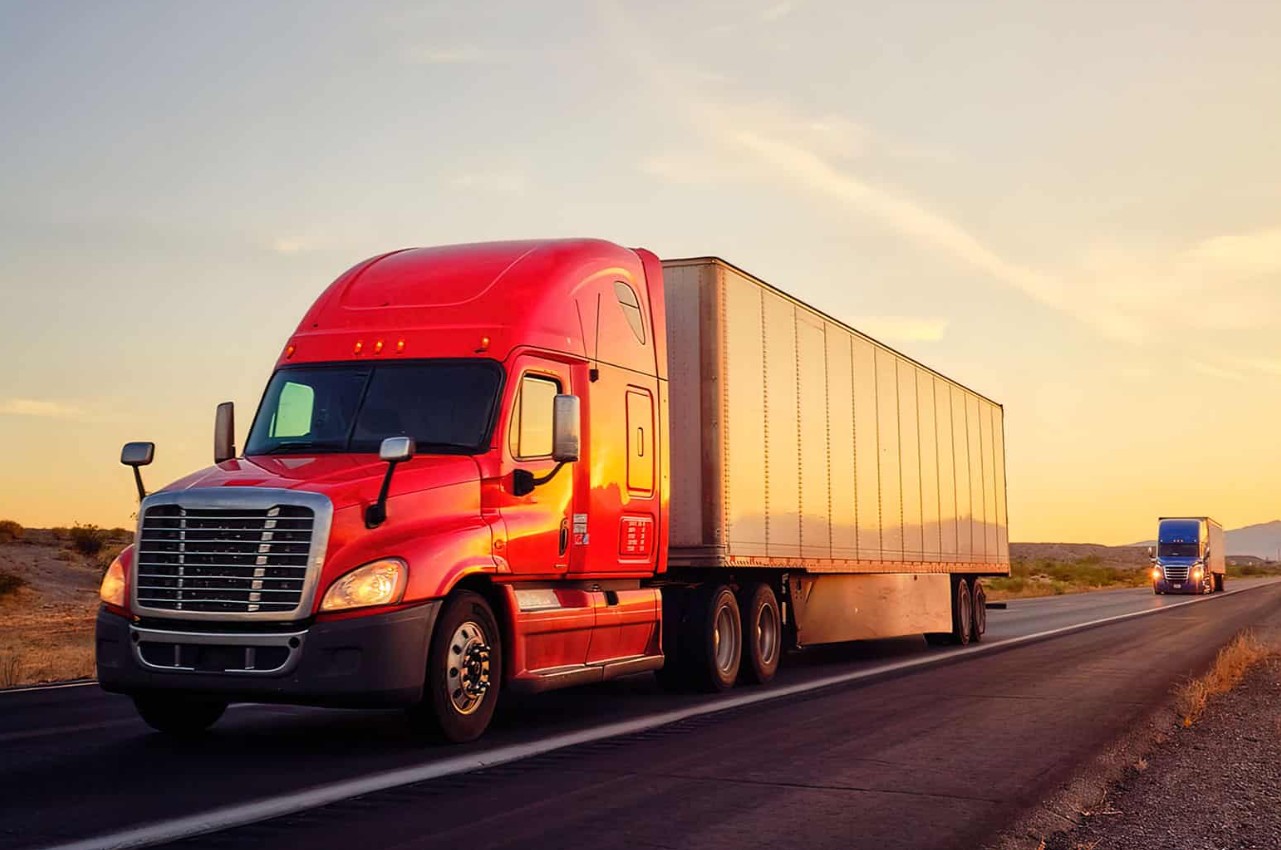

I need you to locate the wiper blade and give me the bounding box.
[257,442,342,455]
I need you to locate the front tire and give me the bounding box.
[738,582,781,685]
[133,694,226,737]
[411,590,501,743]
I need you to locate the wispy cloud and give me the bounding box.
[853,316,949,342]
[760,2,797,21]
[1184,227,1281,275]
[270,237,312,255]
[403,45,495,65]
[0,398,82,418]
[449,170,527,193]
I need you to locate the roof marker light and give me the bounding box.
[354,340,364,354]
[374,340,384,354]
[285,344,296,359]
[396,339,406,353]
[477,336,491,353]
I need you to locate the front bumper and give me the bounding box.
[95,601,441,708]
[1153,576,1209,595]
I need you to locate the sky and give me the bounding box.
[1,0,1279,543]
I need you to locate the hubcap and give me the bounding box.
[755,601,779,666]
[446,620,491,716]
[713,600,739,675]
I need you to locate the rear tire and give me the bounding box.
[953,578,973,647]
[133,694,226,737]
[969,579,986,643]
[410,590,501,743]
[737,583,781,685]
[684,584,742,692]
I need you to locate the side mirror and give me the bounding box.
[366,437,416,528]
[379,435,415,463]
[120,441,155,502]
[1146,546,1155,560]
[551,394,581,463]
[214,402,236,463]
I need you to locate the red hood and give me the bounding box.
[163,454,481,511]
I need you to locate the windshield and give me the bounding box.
[244,361,503,456]
[1157,542,1200,559]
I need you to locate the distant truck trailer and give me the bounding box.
[1150,516,1225,594]
[96,239,1010,742]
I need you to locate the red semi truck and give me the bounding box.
[96,239,1010,741]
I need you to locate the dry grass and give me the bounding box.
[1175,630,1275,727]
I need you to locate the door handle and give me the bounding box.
[559,518,570,556]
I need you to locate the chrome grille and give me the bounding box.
[136,499,319,616]
[1162,565,1190,581]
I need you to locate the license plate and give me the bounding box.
[1173,583,1183,589]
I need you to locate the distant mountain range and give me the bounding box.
[1129,520,1281,560]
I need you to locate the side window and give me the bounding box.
[509,375,560,459]
[270,381,314,438]
[614,281,647,345]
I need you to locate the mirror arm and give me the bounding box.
[131,467,146,503]
[365,459,404,529]
[531,462,567,487]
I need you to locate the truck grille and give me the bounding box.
[136,504,316,615]
[1162,565,1190,582]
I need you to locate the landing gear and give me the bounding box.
[133,694,227,736]
[411,590,501,743]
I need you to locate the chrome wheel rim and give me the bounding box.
[713,600,739,675]
[446,620,491,716]
[959,586,972,639]
[756,601,779,666]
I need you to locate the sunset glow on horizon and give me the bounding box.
[2,1,1279,544]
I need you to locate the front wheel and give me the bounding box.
[133,694,227,737]
[411,590,501,743]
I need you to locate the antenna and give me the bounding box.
[574,299,600,383]
[591,293,602,382]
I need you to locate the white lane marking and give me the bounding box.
[0,679,97,695]
[36,578,1281,850]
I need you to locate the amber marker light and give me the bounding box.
[396,339,406,353]
[285,343,296,359]
[476,335,491,353]
[354,340,364,354]
[374,340,384,354]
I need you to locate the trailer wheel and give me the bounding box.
[684,584,742,692]
[953,578,973,647]
[738,582,781,685]
[969,579,986,643]
[133,694,226,737]
[410,590,501,743]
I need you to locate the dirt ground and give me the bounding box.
[0,530,124,687]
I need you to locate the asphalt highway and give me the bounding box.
[3,578,1279,850]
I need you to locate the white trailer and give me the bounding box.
[662,257,1009,648]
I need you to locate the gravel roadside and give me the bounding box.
[1043,655,1281,850]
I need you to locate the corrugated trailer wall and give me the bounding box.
[663,258,1009,575]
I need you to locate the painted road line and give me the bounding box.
[37,578,1281,850]
[0,679,97,695]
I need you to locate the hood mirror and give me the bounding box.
[214,401,236,463]
[366,436,416,528]
[121,441,155,502]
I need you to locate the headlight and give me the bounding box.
[1151,567,1162,580]
[100,554,127,608]
[1193,567,1204,580]
[320,559,407,612]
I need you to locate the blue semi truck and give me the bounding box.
[1150,516,1226,595]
